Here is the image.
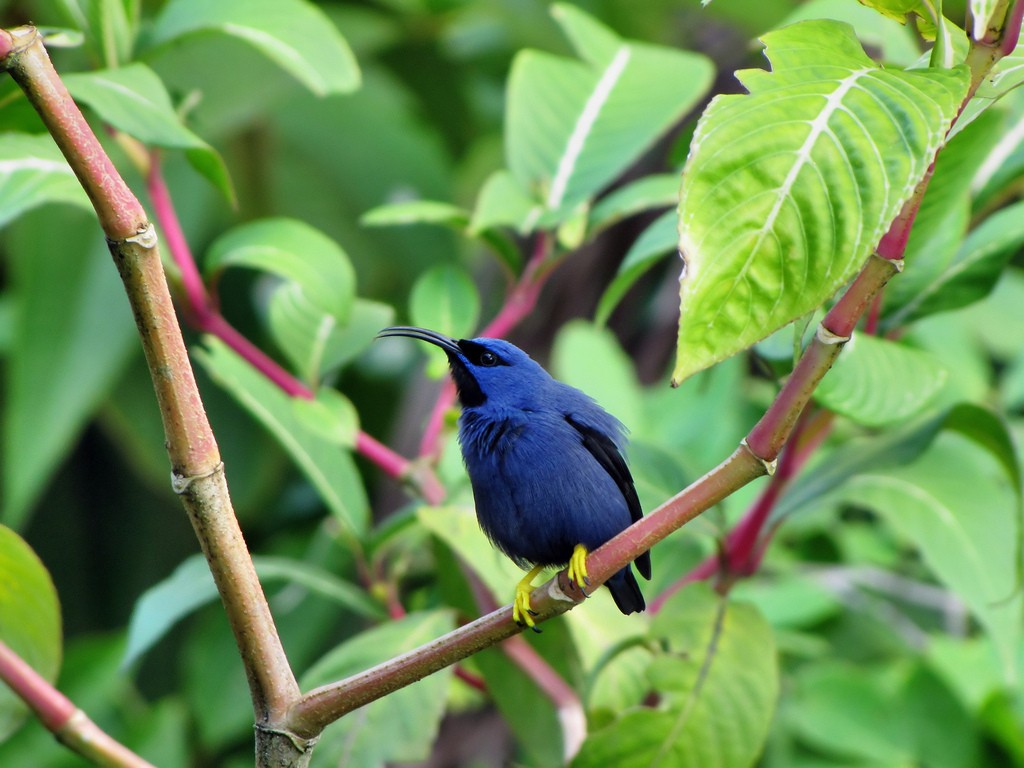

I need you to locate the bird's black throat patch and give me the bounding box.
[446,354,486,407]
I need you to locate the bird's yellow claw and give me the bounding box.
[567,543,591,595]
[513,565,545,632]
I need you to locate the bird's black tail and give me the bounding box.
[607,566,645,614]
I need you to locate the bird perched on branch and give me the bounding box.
[377,326,651,629]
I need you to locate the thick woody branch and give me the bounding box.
[1,24,298,737]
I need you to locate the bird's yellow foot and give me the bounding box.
[567,543,591,595]
[513,565,545,632]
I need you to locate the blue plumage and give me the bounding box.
[378,327,651,621]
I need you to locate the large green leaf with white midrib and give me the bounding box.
[497,4,713,229]
[673,20,970,384]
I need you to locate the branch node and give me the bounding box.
[121,222,158,249]
[254,722,321,753]
[815,325,851,346]
[0,26,39,67]
[170,462,224,494]
[740,438,778,476]
[550,573,583,605]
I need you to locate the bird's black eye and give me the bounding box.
[479,351,498,367]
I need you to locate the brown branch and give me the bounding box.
[0,23,300,757]
[0,641,156,768]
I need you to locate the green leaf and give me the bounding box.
[969,0,1007,41]
[595,209,676,325]
[149,0,360,96]
[3,207,137,528]
[506,4,713,224]
[589,173,679,232]
[53,0,136,68]
[574,584,778,768]
[417,505,524,601]
[0,525,62,740]
[193,337,368,535]
[841,432,1022,679]
[470,168,543,235]
[0,133,91,229]
[888,200,1024,326]
[123,553,384,669]
[301,611,456,768]
[551,320,642,430]
[291,388,359,448]
[774,402,1021,523]
[409,264,480,339]
[206,218,355,319]
[361,200,469,229]
[63,63,233,200]
[814,334,948,426]
[672,20,970,383]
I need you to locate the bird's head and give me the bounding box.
[376,326,550,408]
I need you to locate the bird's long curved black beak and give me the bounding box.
[376,326,462,356]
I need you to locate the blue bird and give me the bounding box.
[378,326,651,629]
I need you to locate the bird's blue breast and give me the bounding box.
[458,405,633,568]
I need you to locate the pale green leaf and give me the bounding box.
[205,218,355,320]
[3,208,136,528]
[193,337,368,534]
[361,200,469,229]
[469,169,543,235]
[673,20,970,383]
[0,526,62,740]
[574,584,778,768]
[409,264,480,339]
[0,133,90,229]
[843,432,1022,679]
[417,505,524,601]
[506,4,713,223]
[595,209,676,325]
[815,334,948,426]
[63,63,232,200]
[969,0,1007,40]
[887,199,1024,326]
[301,611,455,768]
[291,388,359,448]
[589,173,679,232]
[149,0,360,96]
[124,553,385,669]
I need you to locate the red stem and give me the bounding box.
[0,641,73,731]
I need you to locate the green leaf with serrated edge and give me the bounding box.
[3,208,136,528]
[772,402,1021,523]
[814,334,948,426]
[193,337,368,534]
[574,584,777,768]
[673,20,970,384]
[0,526,62,741]
[409,264,480,339]
[148,0,359,96]
[291,388,359,448]
[0,133,91,229]
[843,433,1022,678]
[205,218,355,322]
[361,200,469,228]
[595,209,676,325]
[123,553,384,669]
[506,5,712,225]
[63,63,233,200]
[300,611,455,768]
[782,0,923,66]
[888,200,1024,326]
[589,173,679,232]
[885,110,1005,323]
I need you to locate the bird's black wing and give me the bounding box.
[565,414,651,580]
